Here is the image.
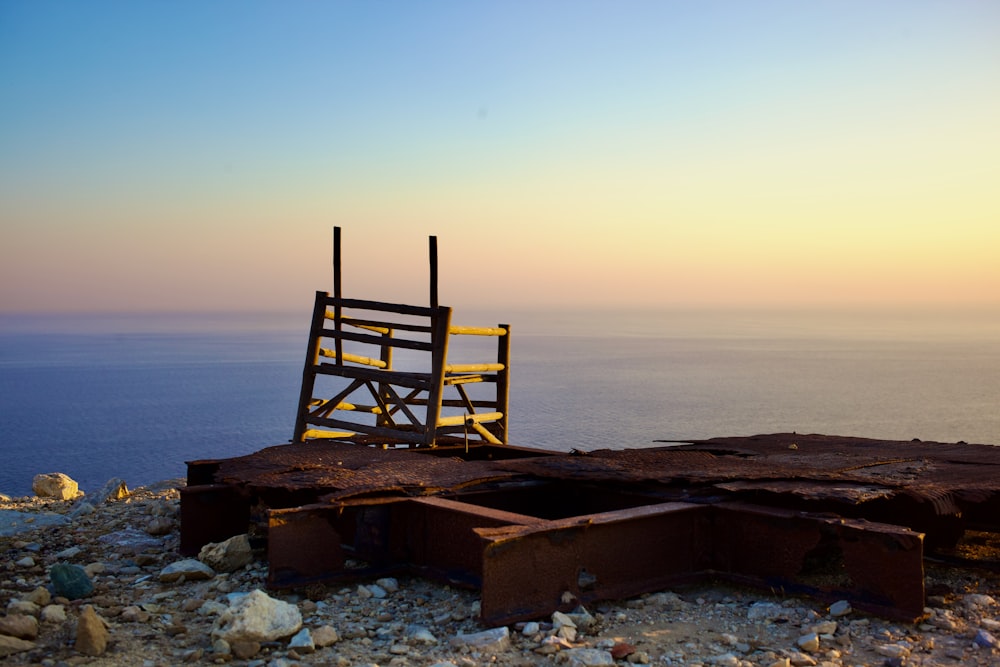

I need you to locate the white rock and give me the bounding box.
[811,621,837,636]
[198,534,253,573]
[405,624,438,644]
[552,610,577,629]
[874,643,910,659]
[41,605,66,623]
[562,647,615,666]
[56,546,83,559]
[449,626,510,652]
[159,559,215,582]
[212,589,302,642]
[15,556,34,567]
[366,583,387,598]
[288,628,315,653]
[522,621,540,636]
[32,473,80,500]
[375,577,399,593]
[797,633,820,653]
[707,654,739,667]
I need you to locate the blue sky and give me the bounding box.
[2,1,999,312]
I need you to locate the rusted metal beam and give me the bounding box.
[477,502,708,626]
[709,502,925,622]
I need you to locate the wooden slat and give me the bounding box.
[319,328,434,352]
[449,325,508,336]
[471,421,503,445]
[313,364,435,390]
[495,323,511,444]
[301,429,355,439]
[319,348,388,368]
[436,411,503,427]
[320,296,443,318]
[325,311,433,334]
[445,363,504,373]
[305,415,425,442]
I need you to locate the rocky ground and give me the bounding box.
[2,477,1000,667]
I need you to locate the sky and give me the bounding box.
[2,1,999,315]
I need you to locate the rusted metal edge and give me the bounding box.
[261,494,925,625]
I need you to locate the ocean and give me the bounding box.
[2,307,999,497]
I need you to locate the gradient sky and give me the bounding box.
[2,1,998,314]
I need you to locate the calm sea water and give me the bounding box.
[2,308,999,497]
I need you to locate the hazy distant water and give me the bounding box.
[2,308,999,497]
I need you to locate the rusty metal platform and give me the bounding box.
[182,433,1000,624]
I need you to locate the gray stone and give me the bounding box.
[49,563,94,600]
[974,629,998,648]
[69,501,95,518]
[405,624,438,644]
[159,558,215,582]
[748,601,786,621]
[376,576,400,593]
[55,545,83,559]
[828,600,852,617]
[288,628,315,653]
[198,534,252,572]
[0,510,69,536]
[449,626,510,652]
[562,648,615,667]
[98,528,163,554]
[32,472,80,500]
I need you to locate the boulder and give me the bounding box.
[198,534,253,572]
[49,563,94,600]
[212,589,302,643]
[75,605,109,656]
[32,473,80,500]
